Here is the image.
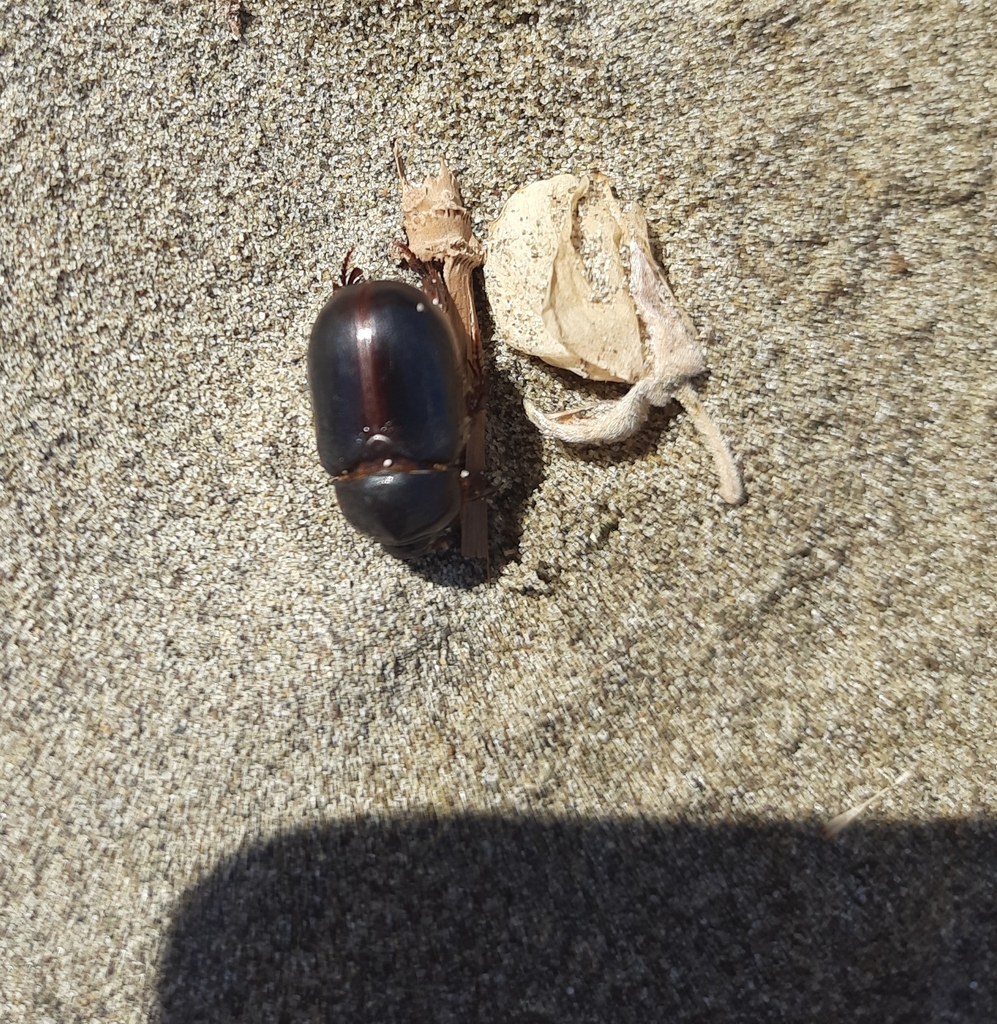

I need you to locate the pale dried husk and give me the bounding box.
[486,173,745,505]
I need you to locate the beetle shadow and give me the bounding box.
[407,272,544,589]
[157,813,997,1023]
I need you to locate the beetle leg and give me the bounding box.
[338,249,354,285]
[392,239,450,307]
[393,240,464,357]
[333,249,365,291]
[393,239,436,286]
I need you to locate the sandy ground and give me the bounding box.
[2,1,996,1020]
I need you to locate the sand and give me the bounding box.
[2,1,995,1020]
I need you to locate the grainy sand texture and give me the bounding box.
[2,1,996,1021]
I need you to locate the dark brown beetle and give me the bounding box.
[308,270,467,558]
[308,148,488,560]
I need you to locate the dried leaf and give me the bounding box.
[486,172,745,505]
[488,175,639,380]
[542,176,645,382]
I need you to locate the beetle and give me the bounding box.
[307,265,469,558]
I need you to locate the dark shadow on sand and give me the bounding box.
[159,814,996,1023]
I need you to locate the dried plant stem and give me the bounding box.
[524,377,655,444]
[461,412,488,559]
[223,0,242,38]
[442,252,488,559]
[820,769,916,840]
[395,143,488,560]
[675,384,745,505]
